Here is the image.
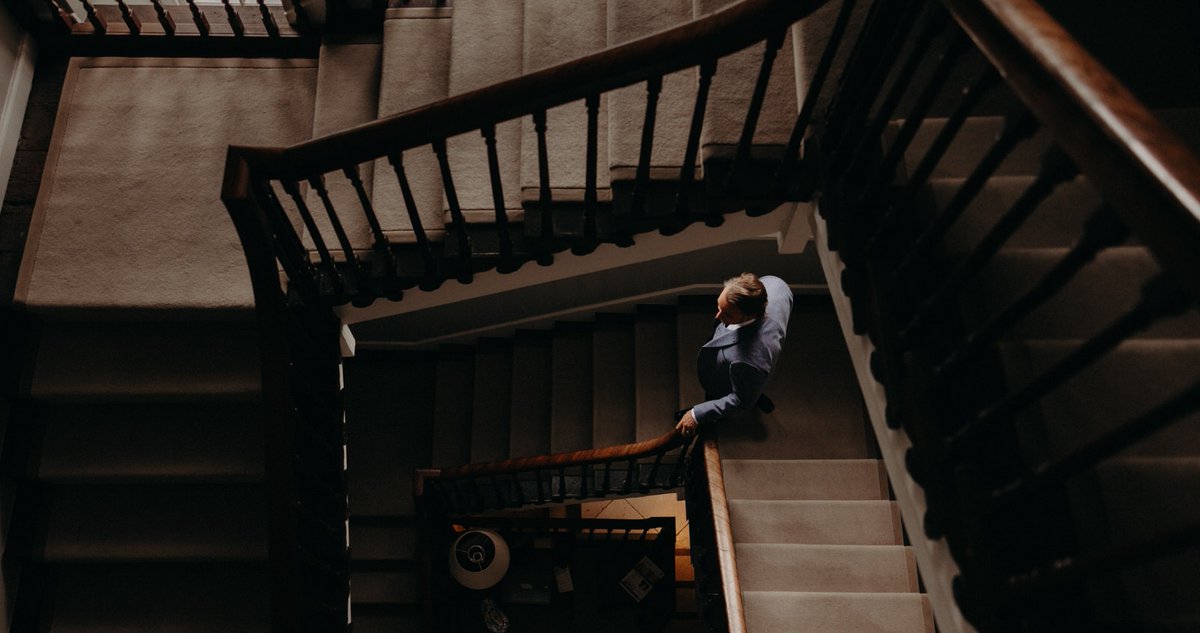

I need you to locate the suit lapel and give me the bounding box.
[702,319,765,349]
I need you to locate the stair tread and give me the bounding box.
[351,521,417,562]
[998,339,1200,462]
[446,0,524,218]
[306,40,383,252]
[374,10,453,237]
[351,568,420,604]
[736,544,917,593]
[961,246,1200,341]
[31,321,260,400]
[607,0,695,172]
[509,335,553,458]
[37,402,263,482]
[39,484,267,562]
[742,591,932,633]
[897,115,1053,179]
[634,309,679,442]
[592,317,637,448]
[432,347,475,467]
[721,459,887,500]
[45,562,270,633]
[471,340,514,463]
[928,175,1103,250]
[345,351,437,516]
[520,0,611,195]
[730,499,900,545]
[551,325,594,452]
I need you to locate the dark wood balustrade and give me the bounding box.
[218,0,1200,631]
[817,0,1200,631]
[414,430,694,515]
[33,0,302,38]
[684,433,746,633]
[222,0,835,308]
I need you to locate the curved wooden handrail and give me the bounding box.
[700,434,748,633]
[228,0,825,180]
[424,429,689,481]
[944,0,1200,299]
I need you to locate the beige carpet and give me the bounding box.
[17,57,317,315]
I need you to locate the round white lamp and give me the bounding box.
[449,529,511,590]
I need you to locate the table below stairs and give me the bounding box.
[439,517,677,633]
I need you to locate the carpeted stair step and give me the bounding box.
[722,459,889,501]
[960,246,1200,341]
[37,483,266,562]
[675,297,716,412]
[350,516,418,564]
[471,338,514,463]
[444,0,525,224]
[694,0,799,187]
[897,115,1053,180]
[730,500,901,545]
[431,345,475,468]
[634,305,679,442]
[35,402,263,483]
[736,544,917,593]
[929,175,1104,252]
[607,0,696,185]
[351,606,423,633]
[519,0,610,208]
[30,321,260,401]
[350,560,420,606]
[550,322,594,453]
[741,591,932,633]
[998,339,1200,463]
[374,8,454,241]
[305,36,382,252]
[44,563,270,633]
[1071,457,1200,626]
[509,330,554,458]
[790,0,870,120]
[592,313,637,448]
[344,351,437,517]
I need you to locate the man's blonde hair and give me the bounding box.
[723,273,767,317]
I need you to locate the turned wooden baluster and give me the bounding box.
[631,76,663,217]
[151,0,175,35]
[726,29,785,195]
[675,59,716,225]
[482,124,516,271]
[116,0,141,34]
[223,0,245,36]
[79,0,106,34]
[186,0,209,36]
[258,0,279,37]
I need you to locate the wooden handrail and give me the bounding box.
[700,435,747,633]
[230,0,825,179]
[417,429,688,484]
[943,0,1200,300]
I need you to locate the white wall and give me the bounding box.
[0,2,33,205]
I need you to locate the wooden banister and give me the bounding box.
[423,429,688,482]
[230,0,826,179]
[700,435,747,633]
[943,0,1200,300]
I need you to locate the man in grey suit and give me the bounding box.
[674,273,793,438]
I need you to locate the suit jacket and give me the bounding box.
[692,276,793,425]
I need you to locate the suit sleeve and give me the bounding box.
[691,360,768,425]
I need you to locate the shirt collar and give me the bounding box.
[726,317,757,331]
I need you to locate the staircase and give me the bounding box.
[5,318,272,632]
[343,295,931,633]
[4,0,1199,631]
